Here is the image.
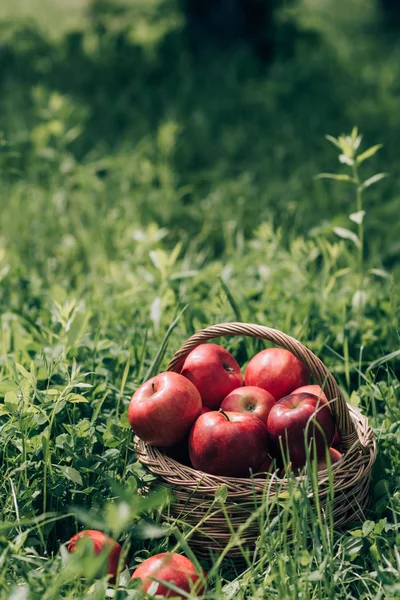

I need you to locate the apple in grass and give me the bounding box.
[220,386,275,427]
[189,410,269,477]
[181,343,243,409]
[67,530,124,581]
[128,372,202,447]
[244,348,310,400]
[131,552,206,599]
[267,392,335,469]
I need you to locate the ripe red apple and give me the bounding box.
[254,454,274,478]
[244,348,310,400]
[164,435,191,466]
[131,552,206,598]
[292,384,328,402]
[316,447,343,471]
[267,392,335,468]
[181,343,243,409]
[220,386,275,427]
[332,428,341,449]
[189,410,269,477]
[67,530,123,580]
[292,385,341,450]
[128,372,202,447]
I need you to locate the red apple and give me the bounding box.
[128,372,202,447]
[316,447,343,471]
[164,435,191,466]
[254,454,274,477]
[293,385,341,450]
[220,386,275,427]
[189,410,269,477]
[332,428,341,449]
[292,384,328,402]
[267,392,335,468]
[67,530,123,580]
[131,553,206,598]
[244,348,310,400]
[181,344,243,409]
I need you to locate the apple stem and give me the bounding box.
[218,409,230,422]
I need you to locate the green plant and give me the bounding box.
[318,127,388,317]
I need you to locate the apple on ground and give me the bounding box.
[189,410,269,477]
[220,386,275,427]
[128,372,202,447]
[131,552,206,599]
[267,392,335,468]
[67,530,123,581]
[292,385,341,449]
[181,343,243,409]
[244,348,310,400]
[316,447,343,471]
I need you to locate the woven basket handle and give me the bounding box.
[167,322,363,453]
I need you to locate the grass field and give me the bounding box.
[0,0,399,598]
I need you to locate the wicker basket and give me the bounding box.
[135,323,377,559]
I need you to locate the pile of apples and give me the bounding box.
[128,344,343,478]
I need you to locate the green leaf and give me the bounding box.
[349,210,366,225]
[298,550,312,566]
[15,362,31,381]
[348,391,360,407]
[374,480,389,497]
[317,173,355,182]
[333,227,360,248]
[362,520,375,537]
[5,391,18,405]
[339,154,353,166]
[352,289,367,312]
[369,268,391,279]
[119,351,131,395]
[142,304,187,382]
[356,144,382,165]
[67,393,89,403]
[374,519,387,535]
[325,134,342,151]
[369,542,380,562]
[307,570,324,582]
[215,484,228,503]
[0,380,19,394]
[359,173,387,190]
[343,536,364,558]
[367,349,400,371]
[57,465,83,486]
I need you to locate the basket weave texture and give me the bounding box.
[135,323,377,559]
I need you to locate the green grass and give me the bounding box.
[0,0,400,598]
